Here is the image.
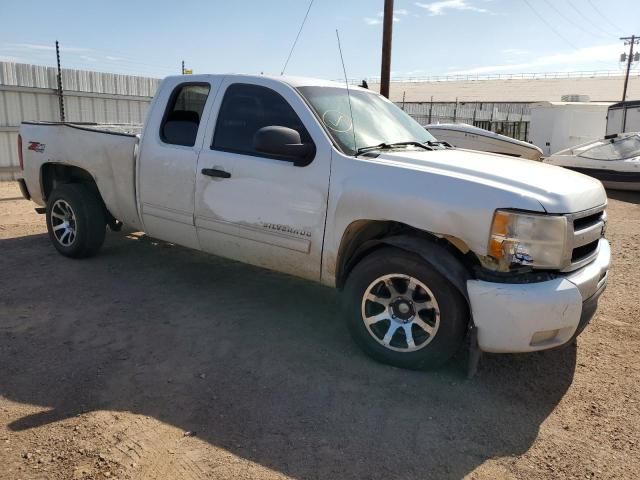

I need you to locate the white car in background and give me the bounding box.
[425,123,543,161]
[545,133,640,191]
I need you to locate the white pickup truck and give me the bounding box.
[16,74,610,370]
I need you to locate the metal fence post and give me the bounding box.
[453,97,458,123]
[55,40,65,122]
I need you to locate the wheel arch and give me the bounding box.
[335,220,477,304]
[40,163,116,226]
[42,163,92,199]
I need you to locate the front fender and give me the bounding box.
[345,235,472,305]
[321,151,546,286]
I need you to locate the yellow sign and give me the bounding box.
[184,69,193,75]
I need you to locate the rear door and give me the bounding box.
[194,78,332,281]
[138,78,221,249]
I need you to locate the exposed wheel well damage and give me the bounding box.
[335,220,480,302]
[40,164,117,227]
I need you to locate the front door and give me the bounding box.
[194,79,331,280]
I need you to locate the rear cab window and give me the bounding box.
[160,83,211,147]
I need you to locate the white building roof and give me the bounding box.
[368,74,640,103]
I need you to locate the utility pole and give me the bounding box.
[620,35,639,132]
[55,40,65,122]
[181,60,185,75]
[380,0,394,98]
[620,35,639,103]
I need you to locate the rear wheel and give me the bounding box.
[46,184,106,258]
[343,247,468,370]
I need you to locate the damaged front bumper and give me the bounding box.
[467,239,610,353]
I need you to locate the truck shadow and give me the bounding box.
[0,231,577,479]
[606,189,640,205]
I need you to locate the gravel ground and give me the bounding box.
[0,181,638,480]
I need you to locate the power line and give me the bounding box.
[281,0,315,75]
[58,51,177,77]
[50,44,180,71]
[6,40,181,72]
[585,0,624,34]
[541,0,607,40]
[522,0,578,49]
[9,42,175,77]
[59,59,172,77]
[565,0,616,38]
[48,57,172,79]
[65,49,176,71]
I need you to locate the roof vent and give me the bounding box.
[561,94,590,102]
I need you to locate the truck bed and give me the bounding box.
[20,122,142,230]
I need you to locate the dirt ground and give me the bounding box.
[0,181,638,480]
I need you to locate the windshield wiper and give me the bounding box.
[426,140,452,148]
[355,142,390,156]
[389,141,433,150]
[355,141,433,157]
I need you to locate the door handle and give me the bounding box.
[201,168,231,179]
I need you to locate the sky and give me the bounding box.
[1,0,639,81]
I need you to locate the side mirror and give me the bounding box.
[253,126,315,166]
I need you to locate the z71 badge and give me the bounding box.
[27,141,45,153]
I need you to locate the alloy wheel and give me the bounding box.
[50,199,77,247]
[360,273,440,352]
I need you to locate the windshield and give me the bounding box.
[297,86,436,155]
[577,134,640,161]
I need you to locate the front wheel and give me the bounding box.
[342,247,468,370]
[46,184,106,258]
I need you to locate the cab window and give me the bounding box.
[160,83,210,147]
[212,83,313,158]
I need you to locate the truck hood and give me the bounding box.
[376,148,607,213]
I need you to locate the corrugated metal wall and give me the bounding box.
[0,62,160,180]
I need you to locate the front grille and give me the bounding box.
[571,239,599,262]
[563,206,606,272]
[573,212,603,230]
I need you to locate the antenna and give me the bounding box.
[336,29,357,154]
[281,0,315,75]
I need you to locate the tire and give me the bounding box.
[45,184,106,258]
[342,247,468,370]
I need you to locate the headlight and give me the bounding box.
[488,210,569,270]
